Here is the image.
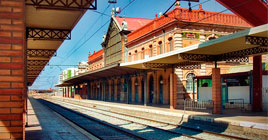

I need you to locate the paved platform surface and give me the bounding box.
[53,96,268,131]
[26,98,92,140]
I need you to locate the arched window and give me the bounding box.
[158,41,163,54]
[128,52,132,62]
[186,73,196,93]
[142,48,145,59]
[168,38,173,51]
[149,45,153,57]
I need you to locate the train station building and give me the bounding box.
[57,2,268,115]
[0,0,267,139]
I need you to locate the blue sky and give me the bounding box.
[30,0,230,90]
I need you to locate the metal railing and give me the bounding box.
[224,98,245,111]
[184,99,213,113]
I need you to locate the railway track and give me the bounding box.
[38,99,147,140]
[44,98,252,140]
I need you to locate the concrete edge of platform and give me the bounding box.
[52,96,268,131]
[51,106,100,140]
[188,115,268,130]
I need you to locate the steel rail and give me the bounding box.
[54,98,251,140]
[38,99,147,140]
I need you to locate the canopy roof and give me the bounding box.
[56,63,142,87]
[121,24,268,69]
[26,0,96,85]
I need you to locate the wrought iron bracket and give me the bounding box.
[27,70,41,75]
[26,27,71,40]
[178,54,215,61]
[26,0,97,10]
[180,47,267,63]
[175,62,201,69]
[143,63,172,69]
[27,60,48,66]
[245,36,268,46]
[27,66,45,71]
[27,49,56,58]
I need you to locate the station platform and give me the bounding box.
[50,96,268,137]
[26,97,94,140]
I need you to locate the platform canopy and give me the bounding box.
[26,0,96,85]
[56,63,142,87]
[121,24,268,69]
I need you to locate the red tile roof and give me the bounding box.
[88,49,103,63]
[127,5,251,43]
[115,16,153,31]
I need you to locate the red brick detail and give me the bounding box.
[0,89,23,94]
[0,13,23,19]
[0,63,23,69]
[212,68,221,114]
[0,31,11,37]
[0,57,11,62]
[11,57,23,62]
[0,83,10,88]
[11,70,23,75]
[0,0,25,139]
[12,32,23,37]
[0,108,11,113]
[11,83,23,88]
[0,1,24,7]
[0,50,22,56]
[0,25,24,31]
[0,44,11,49]
[12,44,22,50]
[252,56,262,112]
[0,7,12,12]
[0,38,23,44]
[0,96,11,101]
[0,115,22,120]
[0,70,11,75]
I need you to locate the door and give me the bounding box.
[142,79,144,103]
[149,76,154,104]
[135,79,139,102]
[128,79,132,103]
[159,76,163,104]
[221,81,228,109]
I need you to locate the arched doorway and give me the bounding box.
[105,81,109,101]
[142,79,144,103]
[135,78,139,102]
[168,76,170,105]
[159,76,163,104]
[149,76,154,104]
[117,80,121,101]
[128,78,132,103]
[111,80,114,102]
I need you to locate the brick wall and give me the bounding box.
[0,0,26,139]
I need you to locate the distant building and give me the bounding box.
[88,49,104,71]
[57,68,78,97]
[78,61,89,74]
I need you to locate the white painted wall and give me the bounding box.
[228,86,250,104]
[262,75,268,111]
[198,87,212,101]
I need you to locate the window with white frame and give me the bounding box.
[186,73,196,93]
